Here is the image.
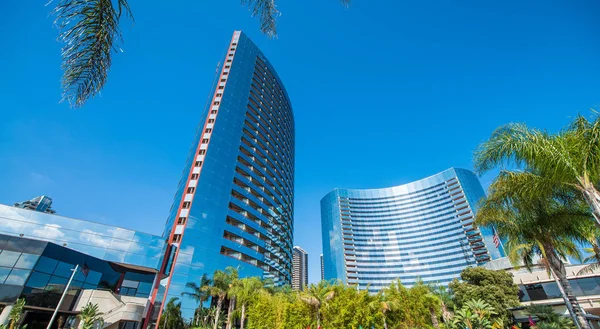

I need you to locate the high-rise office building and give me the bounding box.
[320,254,324,281]
[321,168,503,293]
[13,196,56,214]
[292,246,308,290]
[146,31,295,325]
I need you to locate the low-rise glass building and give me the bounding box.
[0,204,165,270]
[0,233,157,329]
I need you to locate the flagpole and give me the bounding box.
[46,264,79,329]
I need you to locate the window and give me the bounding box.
[187,187,195,193]
[191,174,199,179]
[182,202,191,209]
[34,256,58,274]
[227,59,232,63]
[216,93,222,97]
[218,86,224,89]
[213,101,220,105]
[202,139,209,144]
[0,251,21,267]
[223,72,228,75]
[208,119,215,123]
[173,234,182,242]
[211,110,218,114]
[198,149,206,155]
[225,65,230,69]
[220,79,226,82]
[5,269,30,285]
[177,217,186,224]
[205,128,212,133]
[15,254,39,270]
[228,53,233,57]
[194,161,202,167]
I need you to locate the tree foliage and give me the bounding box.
[449,267,520,325]
[48,0,351,108]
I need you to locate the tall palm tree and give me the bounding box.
[228,277,263,329]
[300,281,336,328]
[368,292,399,329]
[477,189,593,329]
[474,113,600,227]
[209,267,238,329]
[182,274,213,326]
[49,0,351,108]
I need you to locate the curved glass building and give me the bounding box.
[321,168,503,292]
[145,31,295,326]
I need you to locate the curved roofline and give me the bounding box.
[322,167,476,200]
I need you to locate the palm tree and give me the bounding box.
[368,292,398,329]
[182,274,213,326]
[77,303,104,329]
[477,189,593,329]
[475,113,600,227]
[228,277,263,329]
[300,281,335,328]
[49,0,351,108]
[209,267,238,329]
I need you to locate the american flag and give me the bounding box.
[492,227,500,248]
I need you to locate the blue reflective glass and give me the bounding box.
[53,261,75,278]
[0,267,11,284]
[34,256,58,274]
[46,276,68,291]
[15,254,39,270]
[5,268,31,285]
[0,250,21,267]
[26,271,51,289]
[84,270,102,285]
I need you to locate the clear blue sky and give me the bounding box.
[1,0,599,283]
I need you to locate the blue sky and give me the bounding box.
[0,0,599,283]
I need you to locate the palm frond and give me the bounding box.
[240,0,280,38]
[51,0,133,108]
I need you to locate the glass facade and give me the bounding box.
[518,278,600,301]
[0,204,166,270]
[0,233,156,311]
[149,30,294,323]
[321,168,503,292]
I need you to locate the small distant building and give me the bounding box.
[292,246,308,290]
[13,196,56,214]
[320,254,324,281]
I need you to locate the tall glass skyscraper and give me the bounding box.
[321,168,503,292]
[145,31,295,326]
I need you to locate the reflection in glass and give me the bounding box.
[15,253,39,270]
[0,250,21,267]
[34,256,58,274]
[26,271,52,289]
[5,268,31,285]
[0,267,11,284]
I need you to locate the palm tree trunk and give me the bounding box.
[582,186,600,228]
[429,307,440,329]
[240,304,246,329]
[214,297,223,329]
[382,316,387,329]
[546,244,590,329]
[226,297,235,329]
[316,305,320,328]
